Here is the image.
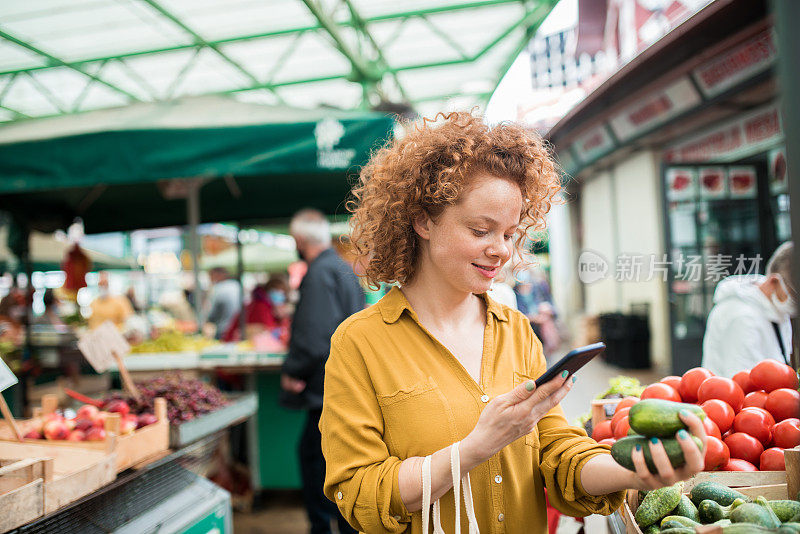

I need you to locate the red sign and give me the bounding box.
[693,30,776,97]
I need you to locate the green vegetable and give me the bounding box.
[660,515,700,528]
[670,494,700,522]
[721,524,782,533]
[658,528,694,534]
[635,482,683,528]
[698,498,746,523]
[690,481,750,506]
[729,502,781,528]
[611,435,703,473]
[780,524,800,533]
[628,399,706,437]
[641,525,660,534]
[598,375,644,399]
[756,497,782,528]
[767,500,800,522]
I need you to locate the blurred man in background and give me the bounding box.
[203,267,241,340]
[281,208,364,534]
[703,242,795,376]
[88,271,133,330]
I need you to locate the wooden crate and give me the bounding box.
[1,395,169,473]
[620,471,789,534]
[591,398,622,427]
[0,458,47,531]
[0,443,116,518]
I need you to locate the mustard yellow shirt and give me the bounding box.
[320,287,625,534]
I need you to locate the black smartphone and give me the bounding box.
[534,342,606,387]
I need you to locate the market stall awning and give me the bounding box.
[0,96,394,233]
[0,0,557,120]
[200,242,298,273]
[0,226,136,271]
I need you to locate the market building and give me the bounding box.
[547,0,789,374]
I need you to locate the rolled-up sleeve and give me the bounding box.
[320,325,412,533]
[529,333,625,517]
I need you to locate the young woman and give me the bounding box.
[320,113,706,533]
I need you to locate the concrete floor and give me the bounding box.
[233,355,660,533]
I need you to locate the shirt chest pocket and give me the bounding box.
[377,377,457,458]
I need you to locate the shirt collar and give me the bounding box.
[378,286,509,324]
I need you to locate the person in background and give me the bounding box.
[222,277,291,343]
[88,271,134,329]
[203,267,241,340]
[36,289,64,326]
[280,208,365,534]
[702,241,795,377]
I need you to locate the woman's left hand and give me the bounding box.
[629,410,707,490]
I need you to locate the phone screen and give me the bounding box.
[534,342,606,387]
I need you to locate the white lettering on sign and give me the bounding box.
[664,104,782,163]
[610,77,701,142]
[693,30,776,98]
[0,357,17,392]
[78,321,130,373]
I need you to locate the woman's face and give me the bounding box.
[416,173,523,295]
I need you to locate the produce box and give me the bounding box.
[0,458,46,531]
[0,395,169,473]
[620,472,790,534]
[169,392,257,448]
[591,398,622,426]
[0,443,116,519]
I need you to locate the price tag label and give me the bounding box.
[78,321,131,373]
[0,357,18,392]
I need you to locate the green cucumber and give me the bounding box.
[698,498,746,523]
[611,435,703,473]
[729,502,781,528]
[768,499,800,522]
[721,524,782,533]
[641,525,660,534]
[659,528,694,534]
[781,524,800,533]
[628,399,706,437]
[660,515,700,528]
[756,496,782,527]
[690,481,750,506]
[635,482,684,527]
[670,494,700,522]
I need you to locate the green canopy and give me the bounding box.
[0,96,394,233]
[200,242,298,273]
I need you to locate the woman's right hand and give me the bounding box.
[462,373,574,461]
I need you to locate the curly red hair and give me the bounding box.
[347,111,562,288]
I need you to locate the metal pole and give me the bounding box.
[775,0,800,368]
[187,182,202,328]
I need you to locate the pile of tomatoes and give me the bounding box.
[592,359,800,472]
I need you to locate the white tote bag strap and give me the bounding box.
[421,443,480,534]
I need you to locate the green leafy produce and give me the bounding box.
[597,375,644,399]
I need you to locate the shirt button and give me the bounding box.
[494,475,502,483]
[498,513,505,522]
[337,491,343,500]
[480,394,490,403]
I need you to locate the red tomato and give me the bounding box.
[615,397,639,414]
[750,360,799,392]
[680,367,715,403]
[598,438,616,446]
[733,370,758,394]
[704,436,730,471]
[702,417,722,440]
[724,432,764,466]
[771,418,800,449]
[592,420,613,441]
[701,399,736,433]
[743,391,768,410]
[613,416,631,440]
[765,388,800,422]
[698,376,745,412]
[660,376,683,391]
[723,458,758,471]
[760,447,786,471]
[732,407,775,446]
[641,383,682,402]
[610,407,631,435]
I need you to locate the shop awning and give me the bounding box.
[0,96,394,233]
